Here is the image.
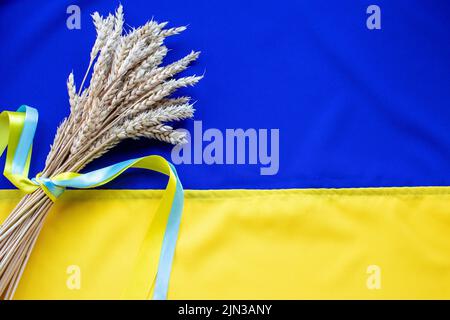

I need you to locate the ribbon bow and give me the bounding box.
[0,105,184,300]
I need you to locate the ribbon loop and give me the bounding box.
[0,106,184,300]
[31,173,66,201]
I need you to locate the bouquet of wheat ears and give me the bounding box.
[0,5,201,299]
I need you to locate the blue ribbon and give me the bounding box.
[1,106,184,300]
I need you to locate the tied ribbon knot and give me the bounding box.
[0,105,184,300]
[31,174,66,200]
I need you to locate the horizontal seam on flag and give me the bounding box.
[4,187,450,201]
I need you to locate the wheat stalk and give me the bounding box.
[0,5,201,299]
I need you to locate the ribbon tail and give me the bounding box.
[152,164,184,300]
[0,106,39,194]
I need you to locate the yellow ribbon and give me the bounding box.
[0,106,184,299]
[0,107,36,193]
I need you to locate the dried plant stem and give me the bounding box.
[0,5,200,299]
[0,190,49,299]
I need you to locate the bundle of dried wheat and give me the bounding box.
[0,5,200,299]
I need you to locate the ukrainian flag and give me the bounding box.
[1,0,450,299]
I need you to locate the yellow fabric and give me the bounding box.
[1,106,184,299]
[1,187,450,300]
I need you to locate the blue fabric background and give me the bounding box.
[1,0,449,189]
